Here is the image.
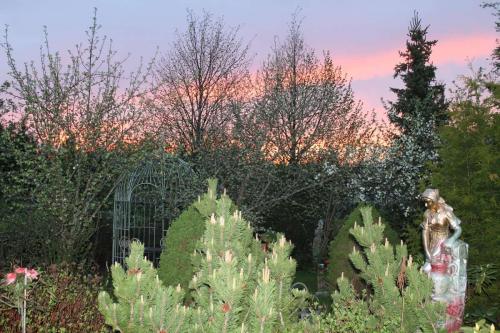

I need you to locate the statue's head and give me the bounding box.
[421,188,440,209]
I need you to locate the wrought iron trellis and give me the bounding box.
[112,153,200,266]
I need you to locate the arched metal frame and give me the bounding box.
[112,154,200,266]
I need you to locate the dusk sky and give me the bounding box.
[1,0,497,119]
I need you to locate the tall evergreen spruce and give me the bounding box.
[384,13,448,219]
[388,13,448,133]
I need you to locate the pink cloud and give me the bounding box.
[336,33,496,81]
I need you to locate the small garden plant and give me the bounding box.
[1,267,38,333]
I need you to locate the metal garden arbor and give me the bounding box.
[112,154,200,266]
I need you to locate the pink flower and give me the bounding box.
[15,267,27,274]
[26,269,39,280]
[4,272,17,285]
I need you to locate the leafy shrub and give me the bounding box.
[327,204,399,290]
[0,263,107,332]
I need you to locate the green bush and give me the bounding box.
[327,204,399,290]
[158,179,237,289]
[157,205,206,289]
[157,179,218,288]
[0,263,107,332]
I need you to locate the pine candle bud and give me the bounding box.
[224,250,233,263]
[240,268,244,278]
[176,284,181,293]
[279,235,286,248]
[408,255,413,267]
[247,253,252,263]
[385,264,389,276]
[353,246,357,254]
[370,243,376,253]
[384,238,389,248]
[253,289,258,301]
[378,217,382,226]
[271,250,278,263]
[207,250,212,262]
[354,221,358,228]
[210,214,216,224]
[232,277,237,290]
[262,266,270,284]
[341,272,344,280]
[219,216,225,227]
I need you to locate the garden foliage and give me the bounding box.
[431,69,500,325]
[339,206,445,332]
[0,263,106,332]
[99,185,307,332]
[327,205,399,291]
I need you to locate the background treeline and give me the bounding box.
[0,7,498,325]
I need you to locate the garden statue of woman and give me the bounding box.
[421,188,468,332]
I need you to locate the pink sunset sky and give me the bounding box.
[1,0,497,120]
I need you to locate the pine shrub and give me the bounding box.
[327,205,399,291]
[330,206,445,332]
[99,181,307,332]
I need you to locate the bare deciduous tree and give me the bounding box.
[153,10,250,154]
[2,11,155,262]
[255,15,374,164]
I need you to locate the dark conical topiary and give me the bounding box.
[157,179,219,289]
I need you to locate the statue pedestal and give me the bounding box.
[428,240,468,332]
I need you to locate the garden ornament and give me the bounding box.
[421,188,468,332]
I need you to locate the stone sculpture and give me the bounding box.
[421,188,468,332]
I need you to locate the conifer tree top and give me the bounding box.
[387,12,448,133]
